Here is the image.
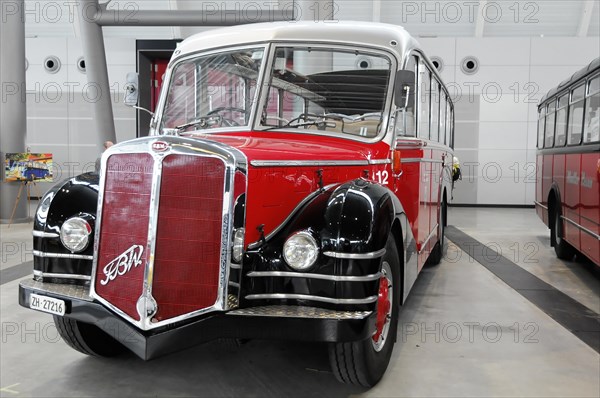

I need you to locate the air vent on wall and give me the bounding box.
[355,56,372,69]
[44,56,61,74]
[460,56,479,75]
[430,56,444,73]
[77,57,86,73]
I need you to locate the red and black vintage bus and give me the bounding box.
[535,58,599,266]
[20,22,455,386]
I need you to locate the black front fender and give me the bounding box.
[34,173,99,280]
[321,179,397,255]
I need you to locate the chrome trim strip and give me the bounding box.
[369,159,391,165]
[140,148,164,326]
[394,138,426,148]
[32,231,59,238]
[534,201,548,210]
[245,293,378,305]
[33,250,93,261]
[418,224,439,254]
[323,249,386,259]
[247,271,382,282]
[250,160,369,167]
[394,138,452,153]
[247,183,337,250]
[401,158,444,164]
[227,305,372,319]
[33,270,91,281]
[230,263,241,270]
[228,281,240,288]
[561,216,600,240]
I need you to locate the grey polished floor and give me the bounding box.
[1,207,599,397]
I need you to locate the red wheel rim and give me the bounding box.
[372,262,392,351]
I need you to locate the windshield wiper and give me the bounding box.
[175,116,221,132]
[262,118,337,132]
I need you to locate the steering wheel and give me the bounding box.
[207,107,247,127]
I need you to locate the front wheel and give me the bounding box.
[53,316,125,357]
[328,235,400,387]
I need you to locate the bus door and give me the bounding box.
[579,75,599,264]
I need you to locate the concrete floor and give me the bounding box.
[1,207,599,397]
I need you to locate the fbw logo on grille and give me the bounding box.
[101,245,145,285]
[152,141,169,152]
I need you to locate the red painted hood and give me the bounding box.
[193,131,388,163]
[189,131,390,244]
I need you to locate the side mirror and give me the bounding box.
[123,72,139,106]
[123,72,154,116]
[394,70,415,109]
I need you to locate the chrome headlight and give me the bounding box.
[60,217,92,253]
[232,228,245,263]
[283,231,319,271]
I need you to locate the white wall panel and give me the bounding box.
[478,122,528,150]
[479,95,530,122]
[453,65,530,95]
[418,38,458,66]
[477,177,527,205]
[529,65,588,96]
[456,38,531,66]
[104,38,136,66]
[530,37,600,65]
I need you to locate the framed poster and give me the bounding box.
[5,153,53,182]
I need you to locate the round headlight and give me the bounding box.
[232,228,245,263]
[283,231,319,271]
[60,217,92,253]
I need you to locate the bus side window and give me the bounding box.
[555,93,569,146]
[567,84,586,145]
[583,75,599,143]
[537,107,546,148]
[430,79,440,142]
[446,102,452,147]
[398,55,417,137]
[440,92,447,145]
[544,101,556,148]
[418,61,431,140]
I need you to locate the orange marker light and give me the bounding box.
[393,150,402,176]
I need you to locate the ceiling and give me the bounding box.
[24,0,600,39]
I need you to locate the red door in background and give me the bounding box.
[151,59,169,112]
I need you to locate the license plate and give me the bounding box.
[30,294,66,316]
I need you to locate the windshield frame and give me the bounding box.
[153,43,271,136]
[153,42,398,144]
[254,41,397,143]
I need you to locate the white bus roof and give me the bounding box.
[173,21,420,65]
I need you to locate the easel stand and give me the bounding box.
[8,180,41,228]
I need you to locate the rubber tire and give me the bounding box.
[551,205,576,261]
[428,199,447,265]
[328,235,401,387]
[53,316,125,357]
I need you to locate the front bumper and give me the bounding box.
[19,279,376,360]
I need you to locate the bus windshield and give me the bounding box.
[259,46,393,138]
[160,47,265,133]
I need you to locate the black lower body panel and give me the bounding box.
[19,281,375,360]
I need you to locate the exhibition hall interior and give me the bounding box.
[0,1,598,397]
